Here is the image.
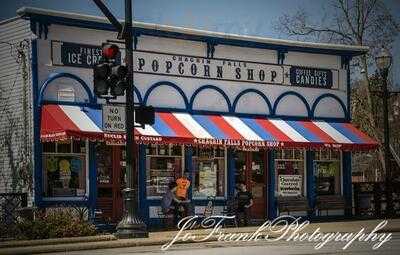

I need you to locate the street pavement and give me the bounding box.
[42,232,400,255]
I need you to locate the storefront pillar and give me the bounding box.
[306,151,316,217]
[227,148,236,198]
[138,144,148,220]
[185,146,193,199]
[342,151,352,216]
[88,142,97,220]
[267,150,277,219]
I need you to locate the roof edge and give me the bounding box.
[16,6,369,56]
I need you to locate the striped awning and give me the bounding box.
[40,104,103,141]
[40,105,378,151]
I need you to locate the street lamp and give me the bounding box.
[375,46,393,217]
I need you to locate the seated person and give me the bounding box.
[161,181,179,214]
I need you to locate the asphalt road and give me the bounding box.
[42,232,400,255]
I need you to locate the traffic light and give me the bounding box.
[93,43,128,97]
[110,65,128,96]
[135,105,155,125]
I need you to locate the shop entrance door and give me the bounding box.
[96,145,127,222]
[234,150,267,220]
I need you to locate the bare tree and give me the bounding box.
[274,0,399,172]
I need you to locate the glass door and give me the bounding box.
[234,151,247,193]
[249,151,266,219]
[234,150,267,220]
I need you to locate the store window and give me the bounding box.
[42,140,87,197]
[314,150,341,196]
[146,144,183,198]
[275,149,305,197]
[192,147,226,199]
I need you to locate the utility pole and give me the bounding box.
[92,0,148,238]
[116,0,148,238]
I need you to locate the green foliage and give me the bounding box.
[15,208,96,240]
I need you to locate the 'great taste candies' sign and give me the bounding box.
[290,66,333,88]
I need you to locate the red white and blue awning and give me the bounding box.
[40,105,378,151]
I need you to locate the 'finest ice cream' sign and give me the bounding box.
[51,41,121,68]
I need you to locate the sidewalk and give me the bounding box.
[1,218,400,255]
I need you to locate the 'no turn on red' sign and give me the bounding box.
[102,105,126,132]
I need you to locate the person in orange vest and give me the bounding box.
[176,172,191,200]
[174,172,191,220]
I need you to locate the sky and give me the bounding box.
[1,0,400,86]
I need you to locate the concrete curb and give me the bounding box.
[1,219,400,254]
[0,235,221,255]
[0,235,116,249]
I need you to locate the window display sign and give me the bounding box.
[278,175,302,196]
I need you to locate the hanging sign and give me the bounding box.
[102,105,126,132]
[290,66,333,88]
[278,174,302,196]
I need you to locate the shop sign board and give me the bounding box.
[51,41,338,89]
[290,66,333,88]
[134,51,286,85]
[102,105,126,132]
[51,41,121,68]
[133,51,338,89]
[278,174,302,196]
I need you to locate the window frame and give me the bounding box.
[274,149,307,197]
[145,144,185,200]
[191,147,227,200]
[313,149,342,196]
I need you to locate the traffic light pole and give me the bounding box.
[116,0,148,238]
[93,0,148,238]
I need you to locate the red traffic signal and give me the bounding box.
[102,44,120,60]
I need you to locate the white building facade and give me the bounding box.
[0,7,377,225]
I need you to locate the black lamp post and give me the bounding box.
[375,46,393,217]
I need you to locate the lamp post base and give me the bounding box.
[115,216,148,238]
[115,188,148,239]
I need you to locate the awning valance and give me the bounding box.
[40,105,378,151]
